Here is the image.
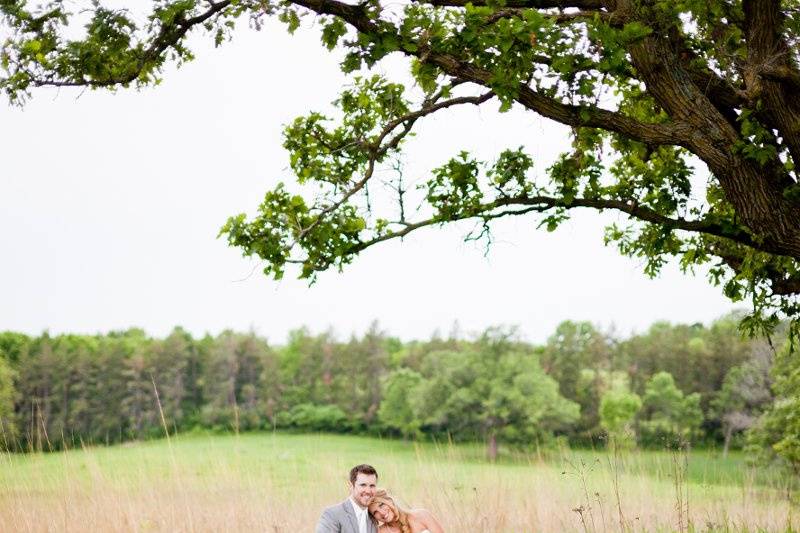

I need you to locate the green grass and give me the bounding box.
[557,447,790,488]
[1,432,797,532]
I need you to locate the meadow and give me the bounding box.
[0,432,796,532]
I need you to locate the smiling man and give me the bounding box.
[316,464,379,533]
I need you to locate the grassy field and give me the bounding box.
[1,432,797,532]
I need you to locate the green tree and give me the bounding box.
[120,331,160,440]
[277,328,338,409]
[338,322,390,427]
[147,328,194,432]
[378,368,424,439]
[5,0,800,333]
[711,342,773,456]
[14,334,60,450]
[599,387,642,449]
[202,331,272,431]
[542,321,614,442]
[259,337,283,428]
[639,371,703,448]
[748,342,800,474]
[622,320,749,402]
[277,402,349,432]
[0,355,16,449]
[621,316,756,443]
[0,332,30,365]
[414,329,579,459]
[68,334,128,445]
[542,322,612,394]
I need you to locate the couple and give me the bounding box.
[315,464,444,533]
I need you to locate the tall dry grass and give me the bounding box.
[0,433,796,532]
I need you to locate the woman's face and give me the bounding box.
[369,501,396,523]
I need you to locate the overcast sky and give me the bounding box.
[0,18,735,344]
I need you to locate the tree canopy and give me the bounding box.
[4,0,800,335]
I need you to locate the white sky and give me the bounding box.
[0,18,735,344]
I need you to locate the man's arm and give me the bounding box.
[315,506,340,533]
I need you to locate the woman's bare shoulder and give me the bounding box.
[378,525,402,533]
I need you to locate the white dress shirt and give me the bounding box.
[349,497,368,533]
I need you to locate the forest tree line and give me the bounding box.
[0,315,797,471]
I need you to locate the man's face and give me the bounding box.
[349,472,377,508]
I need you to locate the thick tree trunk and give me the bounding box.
[719,163,800,259]
[618,0,800,260]
[744,0,800,170]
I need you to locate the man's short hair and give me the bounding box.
[349,464,378,485]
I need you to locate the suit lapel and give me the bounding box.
[342,500,359,533]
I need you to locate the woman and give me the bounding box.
[367,489,445,533]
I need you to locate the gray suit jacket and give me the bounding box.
[315,500,378,533]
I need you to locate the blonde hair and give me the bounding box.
[368,489,412,533]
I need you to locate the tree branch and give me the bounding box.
[297,90,495,240]
[425,50,691,146]
[410,0,606,8]
[376,91,494,156]
[713,242,800,296]
[301,193,763,265]
[30,1,234,88]
[281,0,694,148]
[759,64,800,93]
[485,8,614,25]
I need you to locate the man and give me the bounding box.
[316,464,379,533]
